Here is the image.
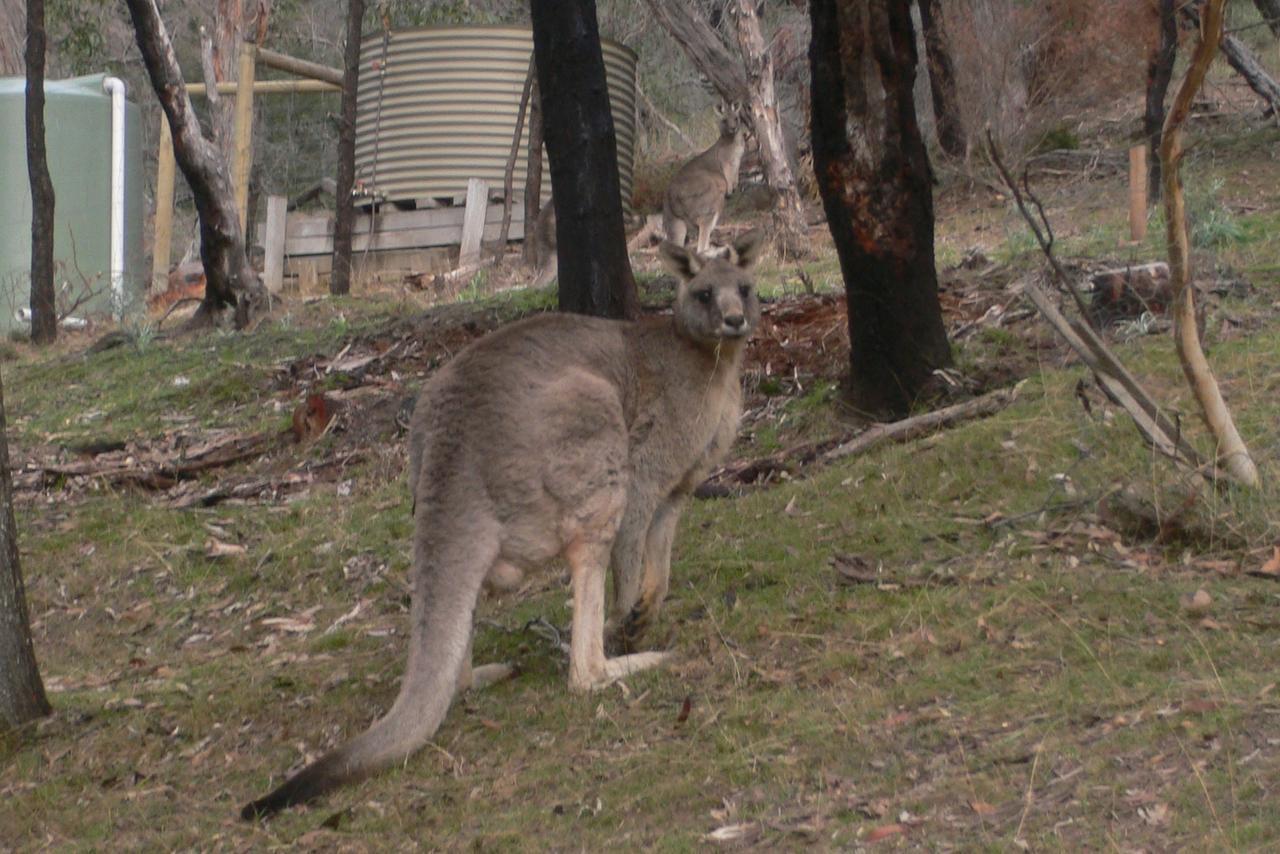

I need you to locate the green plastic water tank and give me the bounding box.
[0,73,145,332]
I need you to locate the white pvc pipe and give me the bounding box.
[103,77,127,319]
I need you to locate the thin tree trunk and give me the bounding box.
[330,0,364,296]
[499,53,536,250]
[530,0,639,320]
[1145,0,1177,202]
[25,0,56,345]
[1161,0,1259,487]
[917,0,965,158]
[0,370,51,731]
[1254,0,1280,38]
[522,73,544,267]
[810,0,952,418]
[730,0,808,258]
[211,0,245,157]
[124,0,265,329]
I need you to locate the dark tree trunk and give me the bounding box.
[124,0,265,328]
[522,72,545,267]
[1145,0,1177,202]
[917,0,965,158]
[25,0,56,346]
[0,371,51,731]
[810,0,952,418]
[1255,0,1280,38]
[330,0,364,296]
[530,0,639,320]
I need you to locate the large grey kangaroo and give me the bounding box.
[241,230,765,819]
[663,104,747,255]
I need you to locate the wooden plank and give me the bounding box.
[151,115,176,292]
[282,217,526,257]
[232,42,257,232]
[255,47,344,86]
[1128,145,1147,242]
[458,178,489,267]
[263,196,288,293]
[187,79,340,96]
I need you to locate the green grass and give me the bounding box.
[3,121,1280,849]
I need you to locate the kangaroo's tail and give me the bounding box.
[241,525,494,820]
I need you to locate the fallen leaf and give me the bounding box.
[1248,546,1280,579]
[705,823,759,843]
[866,823,907,842]
[969,800,997,816]
[1139,802,1170,826]
[203,538,247,559]
[676,695,692,725]
[1180,588,1212,617]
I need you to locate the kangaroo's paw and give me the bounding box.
[570,650,670,693]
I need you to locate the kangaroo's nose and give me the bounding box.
[724,314,746,329]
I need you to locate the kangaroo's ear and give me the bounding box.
[659,241,703,282]
[730,229,766,270]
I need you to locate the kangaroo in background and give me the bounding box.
[663,104,747,255]
[241,230,765,819]
[529,199,558,289]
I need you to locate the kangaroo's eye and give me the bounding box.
[738,284,752,299]
[695,290,713,305]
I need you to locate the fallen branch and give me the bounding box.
[700,386,1019,492]
[822,386,1018,463]
[985,132,1207,478]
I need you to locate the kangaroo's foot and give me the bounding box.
[569,650,670,693]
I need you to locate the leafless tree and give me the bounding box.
[644,0,808,256]
[1145,0,1177,202]
[810,0,952,417]
[124,0,266,329]
[26,0,56,345]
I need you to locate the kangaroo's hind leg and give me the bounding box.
[566,537,669,692]
[617,493,687,651]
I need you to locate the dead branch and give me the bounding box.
[1161,0,1260,487]
[498,53,536,249]
[985,133,1208,477]
[636,80,696,149]
[822,387,1018,463]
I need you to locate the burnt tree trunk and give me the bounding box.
[0,371,51,731]
[1145,0,1177,202]
[530,0,639,320]
[124,0,265,328]
[25,0,56,345]
[810,0,952,418]
[917,0,965,158]
[730,0,808,258]
[330,0,364,296]
[1255,0,1280,38]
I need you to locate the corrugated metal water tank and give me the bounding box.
[0,73,144,331]
[355,26,637,208]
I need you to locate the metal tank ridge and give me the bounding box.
[354,26,637,209]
